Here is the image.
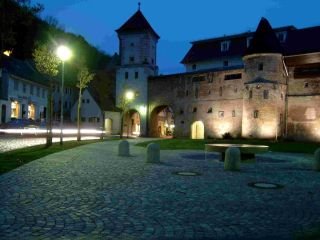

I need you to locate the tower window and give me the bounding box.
[249,90,253,99]
[180,109,184,115]
[192,64,197,70]
[258,63,263,71]
[125,72,128,79]
[129,56,135,63]
[135,72,139,79]
[223,60,229,67]
[254,110,259,118]
[193,107,197,113]
[207,107,213,113]
[263,90,269,99]
[304,82,309,88]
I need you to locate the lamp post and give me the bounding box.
[56,45,71,145]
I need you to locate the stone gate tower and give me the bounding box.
[242,18,287,139]
[115,5,159,136]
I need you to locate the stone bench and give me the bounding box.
[205,143,269,161]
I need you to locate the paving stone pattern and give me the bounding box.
[1,139,320,239]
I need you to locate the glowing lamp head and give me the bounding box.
[125,91,135,101]
[56,45,72,61]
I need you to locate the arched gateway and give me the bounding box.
[123,109,141,137]
[150,106,175,138]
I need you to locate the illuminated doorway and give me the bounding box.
[105,118,113,135]
[11,101,20,118]
[28,104,35,119]
[123,109,141,137]
[191,121,204,139]
[150,105,175,138]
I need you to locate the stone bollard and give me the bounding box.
[314,148,320,171]
[118,140,130,157]
[224,147,241,171]
[146,143,160,163]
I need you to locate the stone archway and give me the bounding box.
[123,109,141,137]
[150,105,175,138]
[191,121,204,139]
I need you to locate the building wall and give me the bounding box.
[70,89,103,128]
[52,83,76,121]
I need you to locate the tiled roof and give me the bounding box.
[116,10,160,39]
[3,55,48,86]
[181,18,320,64]
[245,18,282,55]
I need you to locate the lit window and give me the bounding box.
[254,110,259,118]
[11,101,20,118]
[221,40,230,52]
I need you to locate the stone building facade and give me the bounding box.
[116,9,320,141]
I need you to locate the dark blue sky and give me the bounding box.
[32,0,320,74]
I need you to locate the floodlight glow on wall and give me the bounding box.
[125,91,135,101]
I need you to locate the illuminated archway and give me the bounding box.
[191,121,204,139]
[150,105,175,138]
[123,109,141,137]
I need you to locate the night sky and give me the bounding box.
[32,0,320,74]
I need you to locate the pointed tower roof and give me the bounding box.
[245,17,282,55]
[116,9,160,39]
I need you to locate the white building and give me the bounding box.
[0,56,48,124]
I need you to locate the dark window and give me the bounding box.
[254,110,259,118]
[81,117,86,122]
[195,88,199,98]
[223,60,229,67]
[232,110,236,117]
[263,90,269,99]
[14,80,19,90]
[224,73,242,80]
[192,64,197,70]
[86,99,90,103]
[82,99,85,104]
[219,111,224,118]
[129,56,135,62]
[143,58,148,63]
[219,87,222,96]
[130,42,134,47]
[97,117,100,123]
[281,93,283,100]
[125,72,128,79]
[180,109,184,115]
[304,82,309,88]
[30,85,34,95]
[193,107,197,113]
[135,72,139,79]
[186,90,189,96]
[249,90,253,99]
[151,59,154,64]
[207,107,212,113]
[280,113,283,123]
[37,87,40,97]
[258,63,263,71]
[208,90,211,95]
[42,89,45,98]
[180,120,184,124]
[64,101,67,108]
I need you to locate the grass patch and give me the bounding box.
[0,139,103,174]
[295,226,320,240]
[136,138,320,154]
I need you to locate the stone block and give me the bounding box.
[118,140,130,157]
[224,147,240,171]
[146,143,160,163]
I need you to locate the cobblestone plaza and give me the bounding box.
[0,139,320,239]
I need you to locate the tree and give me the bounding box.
[33,43,60,147]
[76,66,95,141]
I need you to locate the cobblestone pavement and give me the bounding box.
[0,135,101,153]
[0,139,319,239]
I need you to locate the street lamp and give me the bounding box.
[56,45,72,145]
